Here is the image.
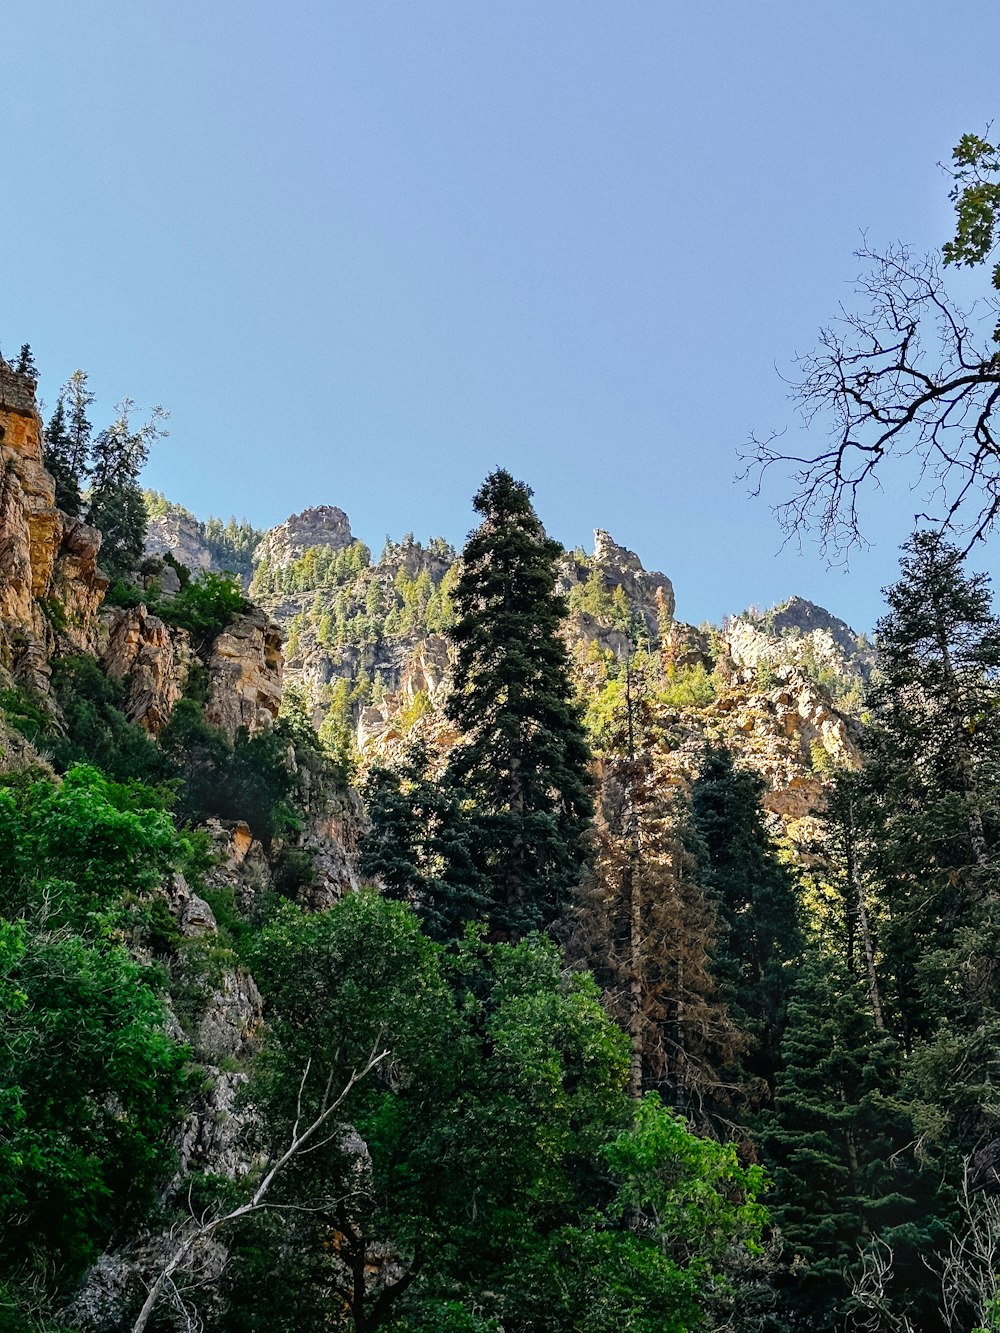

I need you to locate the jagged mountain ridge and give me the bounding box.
[144,496,867,851]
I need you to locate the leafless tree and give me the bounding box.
[743,242,1000,562]
[131,1045,387,1333]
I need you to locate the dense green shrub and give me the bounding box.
[157,570,248,646]
[0,767,190,1300]
[47,655,174,785]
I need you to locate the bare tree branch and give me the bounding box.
[131,1044,388,1333]
[742,243,1000,563]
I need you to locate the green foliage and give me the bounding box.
[13,343,37,377]
[217,892,764,1332]
[0,685,54,747]
[101,576,146,609]
[85,399,169,577]
[46,654,174,784]
[691,745,803,1089]
[156,570,249,646]
[943,131,1000,339]
[160,705,298,846]
[0,767,189,1303]
[360,742,492,940]
[761,950,946,1328]
[445,470,594,937]
[660,661,717,709]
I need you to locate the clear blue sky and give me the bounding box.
[3,2,998,630]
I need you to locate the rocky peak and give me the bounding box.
[145,509,216,573]
[724,595,873,683]
[591,529,675,621]
[764,596,868,660]
[377,534,453,584]
[592,528,644,575]
[254,505,354,571]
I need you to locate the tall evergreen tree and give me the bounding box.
[691,745,803,1090]
[852,533,1000,1157]
[86,398,168,576]
[360,741,491,941]
[43,395,83,516]
[13,343,37,376]
[570,752,748,1116]
[63,369,95,483]
[762,948,947,1332]
[445,469,593,937]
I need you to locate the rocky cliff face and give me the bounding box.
[724,595,874,688]
[0,362,108,695]
[145,509,218,572]
[100,605,193,734]
[0,366,284,745]
[204,608,283,736]
[252,504,354,573]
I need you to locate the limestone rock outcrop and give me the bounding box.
[101,605,193,734]
[252,504,353,574]
[204,607,283,736]
[145,508,217,572]
[0,363,108,687]
[724,595,874,683]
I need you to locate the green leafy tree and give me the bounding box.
[445,469,594,937]
[0,767,190,1307]
[186,892,766,1333]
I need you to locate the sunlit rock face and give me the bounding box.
[252,504,354,573]
[204,606,283,737]
[145,509,217,572]
[0,363,108,693]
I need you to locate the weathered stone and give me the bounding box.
[52,518,108,654]
[145,508,216,572]
[252,504,353,573]
[101,605,192,733]
[204,606,283,736]
[194,969,263,1064]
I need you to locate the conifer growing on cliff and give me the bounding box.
[445,469,593,937]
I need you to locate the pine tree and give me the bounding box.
[14,344,37,377]
[852,533,1000,1157]
[445,469,593,937]
[691,744,803,1090]
[86,398,168,576]
[63,369,95,483]
[43,395,83,516]
[360,741,491,941]
[570,752,748,1116]
[762,948,946,1331]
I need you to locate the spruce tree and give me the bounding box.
[63,369,95,483]
[14,343,37,376]
[43,395,83,516]
[445,469,593,937]
[691,744,803,1090]
[360,741,491,941]
[762,949,946,1331]
[570,752,748,1115]
[853,533,1000,1156]
[86,399,168,576]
